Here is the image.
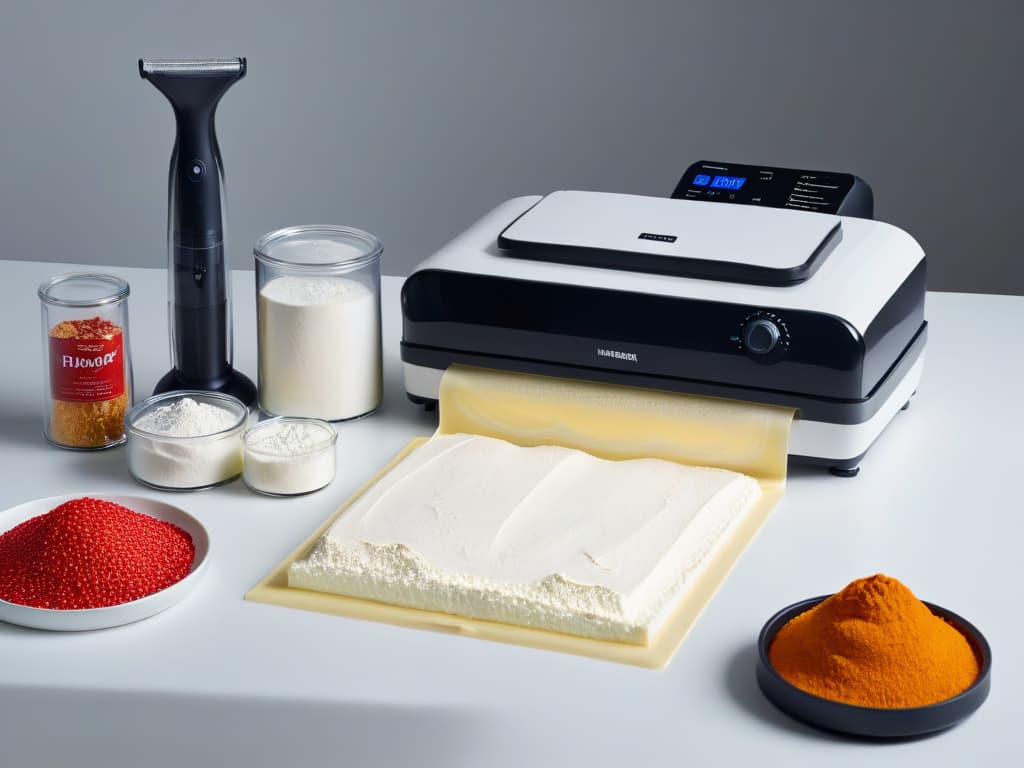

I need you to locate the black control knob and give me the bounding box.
[743,318,781,355]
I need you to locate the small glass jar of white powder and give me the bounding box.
[254,226,383,421]
[243,417,337,496]
[124,391,248,490]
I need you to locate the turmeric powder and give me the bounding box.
[768,574,979,709]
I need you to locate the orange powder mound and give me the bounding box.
[768,574,979,709]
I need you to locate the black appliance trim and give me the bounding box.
[400,322,926,426]
[862,260,927,389]
[400,266,927,400]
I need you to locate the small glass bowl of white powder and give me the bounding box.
[124,391,249,491]
[243,417,337,496]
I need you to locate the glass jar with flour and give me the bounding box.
[254,226,383,421]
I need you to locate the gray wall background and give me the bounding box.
[1,0,1020,294]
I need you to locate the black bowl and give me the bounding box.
[756,595,991,738]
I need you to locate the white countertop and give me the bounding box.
[0,259,1019,766]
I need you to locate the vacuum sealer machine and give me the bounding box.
[400,162,926,476]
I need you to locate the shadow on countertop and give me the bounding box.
[725,644,834,741]
[725,644,959,745]
[0,685,496,768]
[0,408,42,447]
[0,402,137,486]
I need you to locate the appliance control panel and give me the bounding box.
[671,160,873,219]
[734,310,791,365]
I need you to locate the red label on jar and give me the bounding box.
[49,337,125,402]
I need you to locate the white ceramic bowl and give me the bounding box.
[0,493,210,631]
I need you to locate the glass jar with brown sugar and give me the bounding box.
[38,273,134,449]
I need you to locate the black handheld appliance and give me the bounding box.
[139,57,257,406]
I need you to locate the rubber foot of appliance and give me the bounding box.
[829,466,860,478]
[406,393,438,412]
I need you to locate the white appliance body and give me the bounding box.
[400,194,927,473]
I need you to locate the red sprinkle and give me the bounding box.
[0,497,194,609]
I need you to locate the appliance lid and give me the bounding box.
[497,191,842,286]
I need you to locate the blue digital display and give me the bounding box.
[710,175,746,190]
[692,174,711,186]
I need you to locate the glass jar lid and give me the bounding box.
[38,273,130,307]
[254,225,382,271]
